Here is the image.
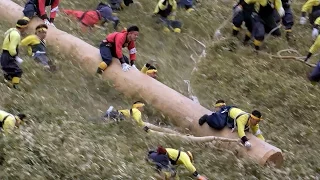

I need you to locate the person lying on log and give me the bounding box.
[199,100,265,149]
[63,2,120,32]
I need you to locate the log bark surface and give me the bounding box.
[0,0,283,167]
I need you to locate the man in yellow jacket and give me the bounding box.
[20,24,53,70]
[303,37,320,84]
[154,0,182,33]
[234,0,285,50]
[147,146,207,180]
[104,101,149,130]
[140,60,158,79]
[0,110,26,135]
[228,108,264,149]
[300,0,320,25]
[1,18,29,90]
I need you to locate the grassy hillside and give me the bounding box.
[0,0,319,179]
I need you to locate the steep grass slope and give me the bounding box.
[0,0,319,179]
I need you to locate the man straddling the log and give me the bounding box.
[63,2,120,31]
[233,0,285,50]
[22,0,60,27]
[300,0,320,26]
[147,146,208,180]
[303,36,320,84]
[20,24,54,70]
[1,19,29,90]
[103,101,150,131]
[0,110,26,135]
[153,0,183,33]
[96,26,139,74]
[199,100,265,149]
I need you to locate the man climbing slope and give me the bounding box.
[0,110,26,135]
[1,19,29,90]
[96,26,139,74]
[199,101,265,149]
[154,0,182,33]
[63,2,120,31]
[23,0,60,27]
[103,101,149,131]
[300,0,320,25]
[141,60,158,79]
[234,0,285,50]
[147,146,207,180]
[304,35,320,84]
[20,24,54,70]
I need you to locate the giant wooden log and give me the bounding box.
[0,0,283,167]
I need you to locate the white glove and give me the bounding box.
[15,56,23,64]
[278,7,285,17]
[44,19,51,26]
[214,29,222,38]
[121,63,131,72]
[132,64,138,69]
[312,28,319,40]
[300,16,307,25]
[244,141,252,149]
[233,5,243,15]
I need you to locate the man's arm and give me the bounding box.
[114,34,126,63]
[20,35,39,46]
[302,0,319,15]
[8,31,20,57]
[38,0,48,20]
[128,41,136,64]
[236,116,249,143]
[251,124,265,141]
[3,117,16,135]
[274,0,283,12]
[132,109,144,127]
[49,0,60,22]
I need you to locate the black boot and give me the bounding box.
[96,67,104,75]
[286,31,292,41]
[243,35,251,45]
[232,29,239,36]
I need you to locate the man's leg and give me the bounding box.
[263,14,281,37]
[252,14,265,50]
[282,7,294,40]
[97,43,113,74]
[1,51,23,89]
[243,11,253,43]
[171,20,182,33]
[308,61,320,84]
[232,11,244,36]
[23,0,37,20]
[310,10,320,25]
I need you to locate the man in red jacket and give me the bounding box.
[23,0,60,27]
[96,26,139,74]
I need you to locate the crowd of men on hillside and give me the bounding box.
[1,0,320,179]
